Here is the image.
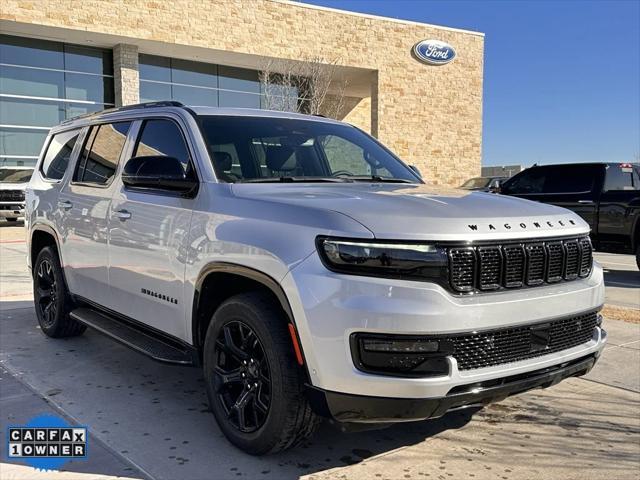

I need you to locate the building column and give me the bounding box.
[370,70,379,138]
[113,44,139,107]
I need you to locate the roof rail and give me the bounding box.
[60,101,186,125]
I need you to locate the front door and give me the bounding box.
[108,118,196,340]
[58,121,132,307]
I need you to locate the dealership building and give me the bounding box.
[0,0,484,186]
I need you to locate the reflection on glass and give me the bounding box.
[171,85,218,107]
[0,65,64,98]
[0,97,65,127]
[41,129,80,180]
[65,73,114,103]
[0,128,48,156]
[0,34,64,69]
[64,45,113,75]
[79,122,130,184]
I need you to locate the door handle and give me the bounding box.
[57,200,73,210]
[577,200,594,204]
[113,209,132,221]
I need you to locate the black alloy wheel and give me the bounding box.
[35,258,58,329]
[213,321,271,433]
[33,246,85,338]
[203,292,320,454]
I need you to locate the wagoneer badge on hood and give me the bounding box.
[413,39,456,65]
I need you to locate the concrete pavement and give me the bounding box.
[594,252,639,310]
[1,223,639,480]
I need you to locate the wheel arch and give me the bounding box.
[191,262,298,356]
[30,224,62,272]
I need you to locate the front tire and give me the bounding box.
[636,245,640,270]
[33,247,86,338]
[203,292,319,455]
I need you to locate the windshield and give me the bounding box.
[0,168,33,183]
[460,177,491,189]
[199,116,421,183]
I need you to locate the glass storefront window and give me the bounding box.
[139,55,265,110]
[0,34,114,166]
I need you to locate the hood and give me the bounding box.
[231,183,590,241]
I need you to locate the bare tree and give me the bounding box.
[259,56,348,119]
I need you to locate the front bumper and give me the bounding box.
[0,202,25,218]
[282,252,606,399]
[307,353,599,423]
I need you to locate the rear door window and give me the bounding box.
[41,129,81,180]
[74,122,131,185]
[603,164,640,191]
[503,165,600,194]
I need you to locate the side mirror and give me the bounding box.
[122,156,198,195]
[409,165,422,178]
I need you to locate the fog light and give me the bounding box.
[351,334,451,378]
[362,338,439,353]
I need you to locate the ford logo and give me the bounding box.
[413,40,456,65]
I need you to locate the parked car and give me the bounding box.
[500,162,640,269]
[0,166,33,222]
[26,102,606,455]
[459,175,507,192]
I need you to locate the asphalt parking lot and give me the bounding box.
[1,223,639,480]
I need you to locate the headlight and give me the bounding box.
[316,237,447,281]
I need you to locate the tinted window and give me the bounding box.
[133,119,190,172]
[41,129,80,180]
[603,164,640,191]
[0,168,33,183]
[75,122,131,185]
[503,165,600,194]
[200,116,418,183]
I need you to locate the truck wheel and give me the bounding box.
[636,246,640,270]
[203,292,319,455]
[33,247,86,338]
[6,217,17,222]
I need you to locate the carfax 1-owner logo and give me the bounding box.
[6,414,88,471]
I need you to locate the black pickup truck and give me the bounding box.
[499,162,640,269]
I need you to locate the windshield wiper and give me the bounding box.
[338,175,415,184]
[240,176,353,183]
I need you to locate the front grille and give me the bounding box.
[448,236,593,293]
[0,190,25,202]
[448,310,599,370]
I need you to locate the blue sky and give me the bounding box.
[301,0,640,167]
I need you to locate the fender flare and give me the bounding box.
[191,262,296,348]
[30,224,63,267]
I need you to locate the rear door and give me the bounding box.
[597,164,640,250]
[501,164,605,231]
[58,121,132,306]
[107,117,196,340]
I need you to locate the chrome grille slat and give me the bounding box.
[447,236,592,293]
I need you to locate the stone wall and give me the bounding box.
[1,0,484,185]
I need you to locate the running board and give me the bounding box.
[70,307,197,365]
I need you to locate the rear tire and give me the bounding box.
[6,217,17,222]
[33,246,86,338]
[636,245,640,271]
[203,292,319,455]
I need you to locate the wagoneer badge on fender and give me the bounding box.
[413,39,456,65]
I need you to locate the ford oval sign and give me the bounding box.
[413,40,456,65]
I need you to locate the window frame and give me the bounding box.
[124,116,200,198]
[70,121,132,189]
[38,126,83,183]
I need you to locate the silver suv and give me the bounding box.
[26,102,606,455]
